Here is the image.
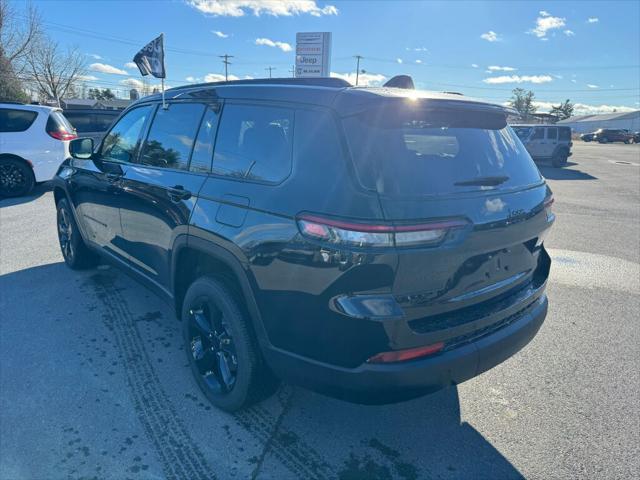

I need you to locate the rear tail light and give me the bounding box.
[367,342,445,363]
[47,129,77,141]
[297,214,467,248]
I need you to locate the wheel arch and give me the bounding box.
[172,237,271,350]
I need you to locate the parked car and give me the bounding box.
[63,109,120,145]
[512,124,573,167]
[592,128,634,144]
[0,103,77,197]
[52,78,554,412]
[580,131,597,142]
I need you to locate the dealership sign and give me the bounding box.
[295,32,332,78]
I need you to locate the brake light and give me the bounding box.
[47,130,77,141]
[297,214,467,248]
[367,342,445,363]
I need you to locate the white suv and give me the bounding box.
[0,103,77,197]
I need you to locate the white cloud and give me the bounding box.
[244,75,254,79]
[204,73,240,82]
[413,47,428,52]
[124,62,137,69]
[564,29,575,36]
[212,30,229,38]
[480,31,500,42]
[185,76,201,83]
[415,59,422,64]
[90,63,128,75]
[571,79,577,83]
[483,74,553,84]
[471,63,479,68]
[396,58,403,64]
[487,65,517,72]
[120,78,144,89]
[87,53,102,59]
[330,71,386,86]
[187,0,338,17]
[587,17,599,23]
[528,11,566,38]
[552,74,564,79]
[255,37,292,52]
[587,84,599,88]
[533,100,634,115]
[77,75,99,81]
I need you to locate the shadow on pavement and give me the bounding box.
[0,182,51,208]
[539,165,597,181]
[0,262,523,480]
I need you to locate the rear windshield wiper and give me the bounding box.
[454,175,510,187]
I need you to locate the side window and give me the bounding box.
[0,109,38,132]
[546,127,558,140]
[139,103,205,170]
[212,104,293,183]
[189,105,220,173]
[531,128,545,140]
[101,105,153,163]
[558,127,571,141]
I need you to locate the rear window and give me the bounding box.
[343,105,542,196]
[0,108,38,132]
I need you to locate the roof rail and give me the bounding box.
[167,77,351,93]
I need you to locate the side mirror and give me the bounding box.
[69,138,94,159]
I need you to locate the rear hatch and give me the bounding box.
[341,97,553,325]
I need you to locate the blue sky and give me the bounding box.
[31,0,640,114]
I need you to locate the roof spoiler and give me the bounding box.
[383,75,415,89]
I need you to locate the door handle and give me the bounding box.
[167,185,192,202]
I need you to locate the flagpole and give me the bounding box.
[161,77,166,109]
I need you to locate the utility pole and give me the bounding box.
[219,54,234,81]
[289,65,296,78]
[354,55,363,86]
[265,66,275,78]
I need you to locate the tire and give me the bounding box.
[182,276,278,412]
[56,198,98,269]
[624,139,630,144]
[0,158,35,197]
[552,150,568,167]
[598,137,608,144]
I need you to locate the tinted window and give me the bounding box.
[101,105,153,162]
[190,105,220,173]
[212,104,293,183]
[0,109,38,132]
[531,128,545,140]
[343,106,541,196]
[139,103,205,170]
[93,114,117,131]
[559,127,571,140]
[546,127,558,140]
[64,113,93,133]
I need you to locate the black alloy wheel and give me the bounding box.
[56,199,97,269]
[0,159,34,197]
[187,300,239,394]
[182,277,278,411]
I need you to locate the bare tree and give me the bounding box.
[0,0,42,70]
[26,41,86,105]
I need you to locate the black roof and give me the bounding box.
[136,77,511,116]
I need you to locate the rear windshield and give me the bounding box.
[343,106,542,196]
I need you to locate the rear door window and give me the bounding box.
[139,103,205,170]
[530,128,545,140]
[546,127,558,140]
[212,103,293,183]
[343,105,541,196]
[558,127,571,141]
[0,109,38,132]
[101,105,153,163]
[189,105,220,173]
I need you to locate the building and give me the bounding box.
[556,111,640,133]
[59,98,131,111]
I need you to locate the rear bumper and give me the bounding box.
[263,294,547,404]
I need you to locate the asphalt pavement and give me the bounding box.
[1,142,639,479]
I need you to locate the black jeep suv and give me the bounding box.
[52,78,554,411]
